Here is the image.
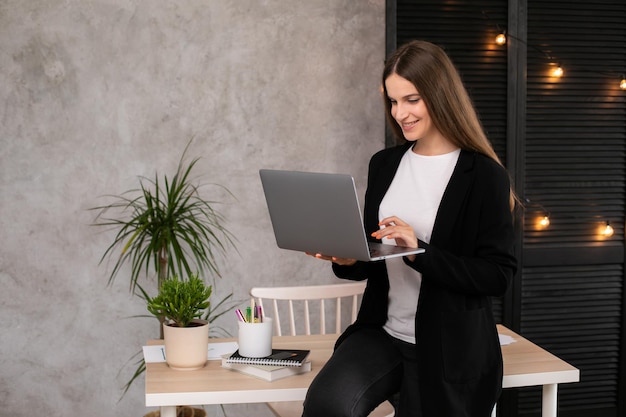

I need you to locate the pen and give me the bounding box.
[246,306,252,323]
[235,309,246,322]
[250,297,257,323]
[256,305,263,323]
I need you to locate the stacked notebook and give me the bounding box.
[222,348,311,382]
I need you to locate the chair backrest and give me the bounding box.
[250,281,366,336]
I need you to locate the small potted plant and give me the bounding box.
[147,274,213,370]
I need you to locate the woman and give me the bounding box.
[302,40,518,417]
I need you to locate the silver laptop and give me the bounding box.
[259,169,425,261]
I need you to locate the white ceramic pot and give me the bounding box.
[163,318,209,370]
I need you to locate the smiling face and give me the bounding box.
[384,73,453,155]
[385,73,435,142]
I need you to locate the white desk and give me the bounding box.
[146,325,579,417]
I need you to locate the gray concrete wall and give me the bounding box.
[0,1,386,416]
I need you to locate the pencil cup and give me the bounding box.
[238,317,273,358]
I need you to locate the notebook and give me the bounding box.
[221,357,312,382]
[225,348,311,367]
[259,169,425,261]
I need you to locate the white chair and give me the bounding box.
[250,281,395,417]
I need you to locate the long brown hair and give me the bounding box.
[382,40,516,208]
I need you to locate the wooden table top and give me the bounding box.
[146,326,579,406]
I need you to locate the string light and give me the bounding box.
[492,29,565,80]
[525,198,618,238]
[538,215,551,228]
[525,199,551,230]
[493,35,625,89]
[482,14,623,243]
[489,19,625,89]
[600,221,614,237]
[551,64,564,78]
[485,21,621,238]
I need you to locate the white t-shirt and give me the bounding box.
[379,147,460,343]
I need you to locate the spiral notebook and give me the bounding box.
[225,349,310,367]
[221,358,312,381]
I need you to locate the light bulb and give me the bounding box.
[601,222,614,237]
[551,65,564,78]
[620,77,626,90]
[538,215,550,228]
[495,33,506,46]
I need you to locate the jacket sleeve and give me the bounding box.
[331,261,370,281]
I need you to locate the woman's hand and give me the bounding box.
[306,252,357,266]
[371,216,418,249]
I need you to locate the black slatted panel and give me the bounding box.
[521,0,626,415]
[524,0,626,247]
[519,265,623,414]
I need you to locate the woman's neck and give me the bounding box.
[411,136,458,156]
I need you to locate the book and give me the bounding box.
[225,348,311,367]
[221,358,312,382]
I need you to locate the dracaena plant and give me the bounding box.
[91,143,235,291]
[90,141,237,396]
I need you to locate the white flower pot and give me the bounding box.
[163,319,209,370]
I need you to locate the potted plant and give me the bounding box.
[147,274,212,370]
[91,141,237,390]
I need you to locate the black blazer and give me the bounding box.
[333,143,517,417]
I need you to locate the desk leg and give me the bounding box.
[161,406,176,417]
[542,384,558,417]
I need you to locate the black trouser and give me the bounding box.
[302,327,422,417]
